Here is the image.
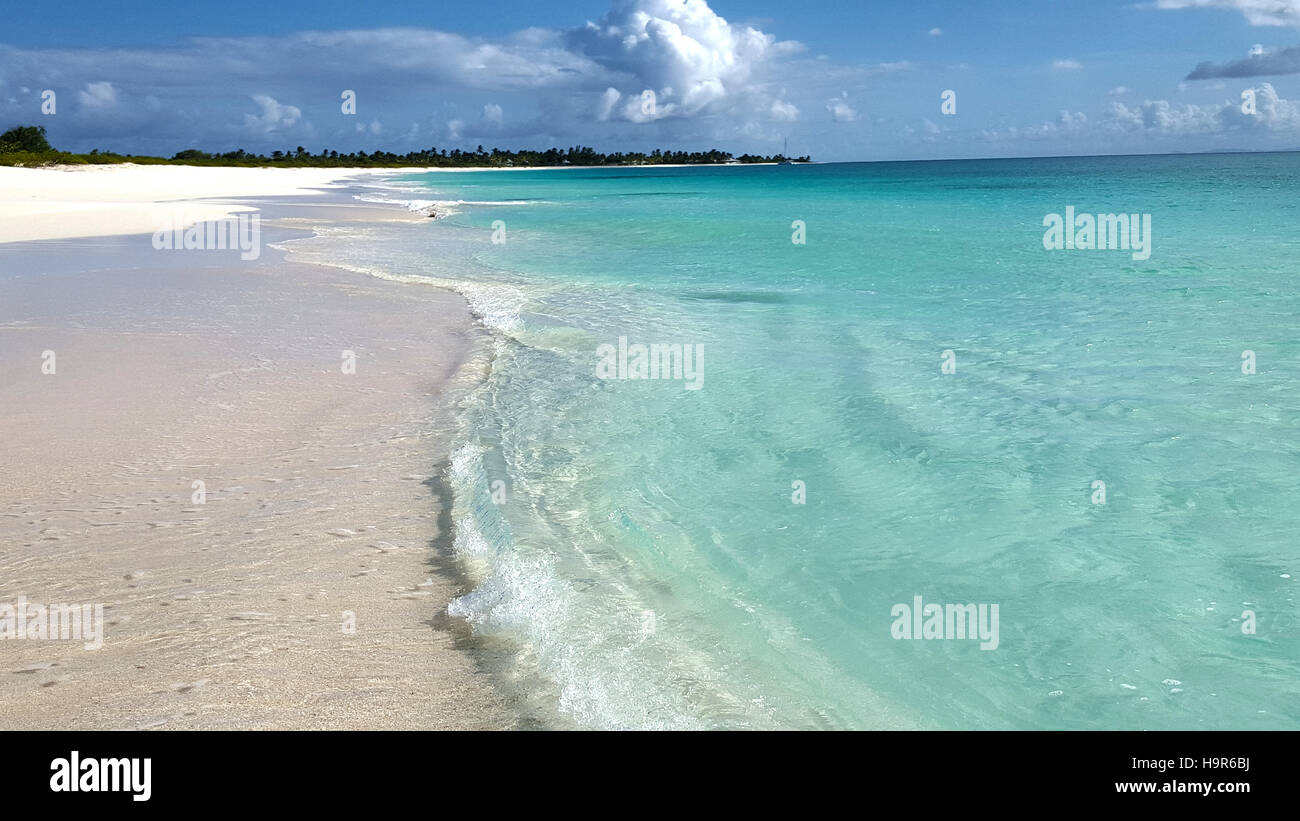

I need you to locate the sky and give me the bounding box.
[2,0,1300,161]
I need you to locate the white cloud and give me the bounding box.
[274,27,598,91]
[903,118,943,142]
[1057,109,1088,128]
[565,0,803,121]
[981,109,1088,142]
[1217,81,1300,128]
[483,103,503,124]
[929,28,943,36]
[1052,59,1083,71]
[973,83,1300,149]
[826,91,856,122]
[243,95,301,134]
[1064,83,1297,137]
[447,119,464,140]
[1106,99,1221,134]
[1108,86,1132,96]
[77,81,117,109]
[770,98,799,122]
[595,87,622,121]
[1156,0,1300,27]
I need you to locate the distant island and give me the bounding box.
[0,125,811,168]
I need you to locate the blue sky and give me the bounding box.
[3,0,1300,160]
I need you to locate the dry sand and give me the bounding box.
[0,167,519,729]
[0,164,395,243]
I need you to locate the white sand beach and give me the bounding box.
[0,165,517,729]
[0,164,375,243]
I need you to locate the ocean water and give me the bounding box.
[288,155,1300,729]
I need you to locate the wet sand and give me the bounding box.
[0,195,516,729]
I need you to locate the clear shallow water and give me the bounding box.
[292,156,1300,729]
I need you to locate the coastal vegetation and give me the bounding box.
[0,126,810,168]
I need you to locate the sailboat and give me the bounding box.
[779,137,795,165]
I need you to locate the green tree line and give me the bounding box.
[1,126,811,168]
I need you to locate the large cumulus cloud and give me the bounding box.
[564,0,802,121]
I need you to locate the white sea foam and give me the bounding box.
[351,194,447,213]
[352,193,551,216]
[445,440,710,730]
[272,234,528,333]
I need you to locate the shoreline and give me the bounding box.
[0,167,529,729]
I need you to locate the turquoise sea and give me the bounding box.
[289,154,1300,729]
